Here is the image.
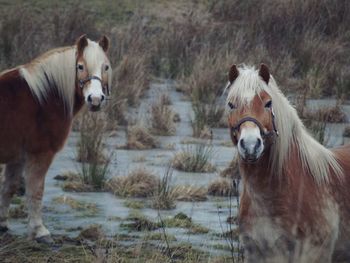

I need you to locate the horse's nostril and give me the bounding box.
[87,95,92,103]
[240,139,245,149]
[256,138,262,149]
[101,95,105,102]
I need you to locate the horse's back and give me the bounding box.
[0,68,70,163]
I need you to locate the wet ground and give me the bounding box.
[7,80,350,257]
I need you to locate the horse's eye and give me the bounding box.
[77,64,84,71]
[265,100,272,108]
[104,65,109,71]
[228,102,236,110]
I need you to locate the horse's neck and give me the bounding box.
[239,146,296,209]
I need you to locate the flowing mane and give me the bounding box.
[226,66,342,183]
[19,46,76,115]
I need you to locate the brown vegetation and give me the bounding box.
[172,185,207,202]
[172,144,215,173]
[208,178,238,197]
[123,125,158,150]
[106,168,159,198]
[150,97,176,136]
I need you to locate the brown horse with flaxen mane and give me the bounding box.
[226,64,350,262]
[0,35,112,243]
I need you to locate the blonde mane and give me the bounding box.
[226,66,343,183]
[19,46,76,115]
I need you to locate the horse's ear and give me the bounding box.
[98,35,109,52]
[76,34,88,55]
[259,63,270,84]
[229,64,239,83]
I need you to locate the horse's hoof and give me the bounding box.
[35,235,54,245]
[0,226,8,233]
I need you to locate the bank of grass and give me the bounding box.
[0,232,234,263]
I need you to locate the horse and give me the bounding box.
[0,35,112,243]
[225,64,350,262]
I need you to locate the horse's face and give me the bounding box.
[227,64,277,163]
[75,35,112,112]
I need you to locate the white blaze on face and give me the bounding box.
[82,73,104,106]
[238,125,264,160]
[82,40,108,106]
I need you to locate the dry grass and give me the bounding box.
[172,185,207,202]
[106,168,159,198]
[153,167,176,210]
[172,144,215,173]
[150,97,176,136]
[78,224,105,241]
[208,178,238,197]
[107,53,150,125]
[302,103,346,144]
[76,113,107,164]
[302,105,346,123]
[124,125,158,150]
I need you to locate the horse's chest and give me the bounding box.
[241,216,286,249]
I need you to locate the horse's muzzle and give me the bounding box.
[88,104,102,112]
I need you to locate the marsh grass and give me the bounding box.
[76,113,112,190]
[162,213,210,235]
[150,97,176,136]
[172,185,207,202]
[153,167,176,210]
[303,104,346,123]
[191,102,223,138]
[172,143,215,173]
[302,104,346,145]
[107,53,150,125]
[124,125,158,150]
[106,168,159,198]
[208,178,238,197]
[52,196,99,216]
[78,224,105,241]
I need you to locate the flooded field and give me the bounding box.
[5,80,350,261]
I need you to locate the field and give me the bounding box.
[0,0,349,262]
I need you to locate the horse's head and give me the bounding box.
[75,35,112,112]
[227,64,278,163]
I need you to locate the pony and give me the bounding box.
[0,35,112,243]
[225,64,350,262]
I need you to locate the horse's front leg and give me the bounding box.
[24,152,54,243]
[0,161,25,232]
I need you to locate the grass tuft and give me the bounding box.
[124,125,158,150]
[172,144,215,172]
[106,169,159,198]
